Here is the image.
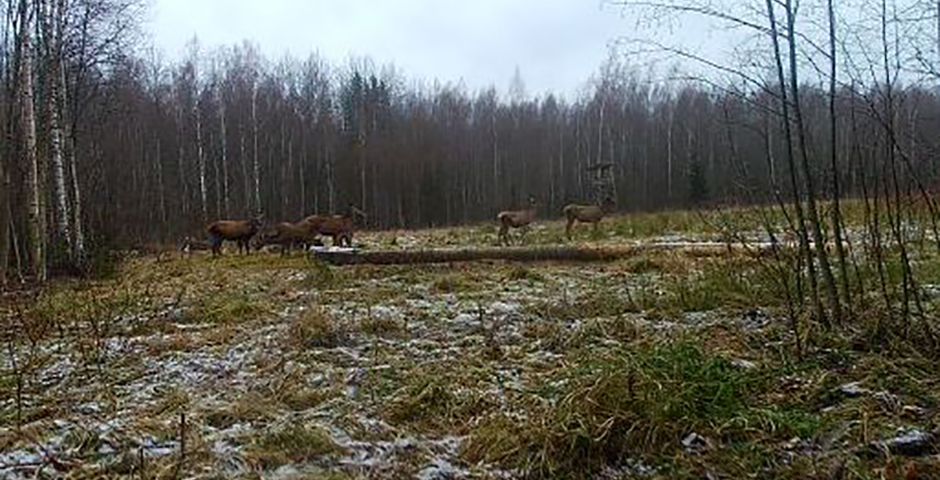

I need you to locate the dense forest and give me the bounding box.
[3,0,940,281]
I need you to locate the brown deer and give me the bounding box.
[302,205,366,247]
[563,204,607,239]
[254,221,319,255]
[206,216,263,256]
[497,196,537,246]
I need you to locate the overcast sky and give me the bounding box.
[147,1,733,98]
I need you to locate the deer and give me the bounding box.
[253,221,319,255]
[206,215,264,257]
[497,196,538,246]
[562,203,607,240]
[301,205,366,248]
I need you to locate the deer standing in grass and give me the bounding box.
[206,216,263,256]
[254,221,320,255]
[497,196,537,246]
[302,205,366,247]
[563,203,607,240]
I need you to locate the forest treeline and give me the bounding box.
[3,0,940,285]
[56,46,940,238]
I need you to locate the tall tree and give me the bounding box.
[17,0,44,280]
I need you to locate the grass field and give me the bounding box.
[2,207,939,479]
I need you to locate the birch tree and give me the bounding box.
[17,0,44,280]
[41,0,72,261]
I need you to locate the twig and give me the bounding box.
[6,336,22,429]
[175,411,186,479]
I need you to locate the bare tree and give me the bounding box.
[41,0,72,262]
[17,0,44,280]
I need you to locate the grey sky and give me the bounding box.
[148,1,735,98]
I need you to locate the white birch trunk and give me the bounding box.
[45,0,72,259]
[218,88,230,217]
[251,85,261,215]
[195,100,207,223]
[19,0,45,280]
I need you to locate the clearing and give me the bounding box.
[2,209,939,479]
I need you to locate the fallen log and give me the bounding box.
[310,242,754,266]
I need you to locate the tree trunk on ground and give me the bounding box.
[314,243,762,266]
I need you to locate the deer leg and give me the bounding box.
[498,224,508,246]
[566,218,575,240]
[208,234,222,257]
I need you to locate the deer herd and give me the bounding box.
[188,199,607,256]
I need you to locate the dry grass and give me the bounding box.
[5,206,940,479]
[286,305,352,349]
[244,423,345,470]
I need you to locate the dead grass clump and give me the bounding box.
[361,313,407,337]
[145,333,198,355]
[306,258,336,288]
[204,392,276,429]
[529,288,639,323]
[463,340,771,478]
[245,423,344,470]
[431,274,468,293]
[506,265,545,282]
[25,287,135,345]
[620,252,692,276]
[385,375,493,432]
[148,386,190,417]
[620,255,666,275]
[279,387,337,412]
[287,306,351,349]
[523,320,565,351]
[184,291,268,325]
[386,377,456,428]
